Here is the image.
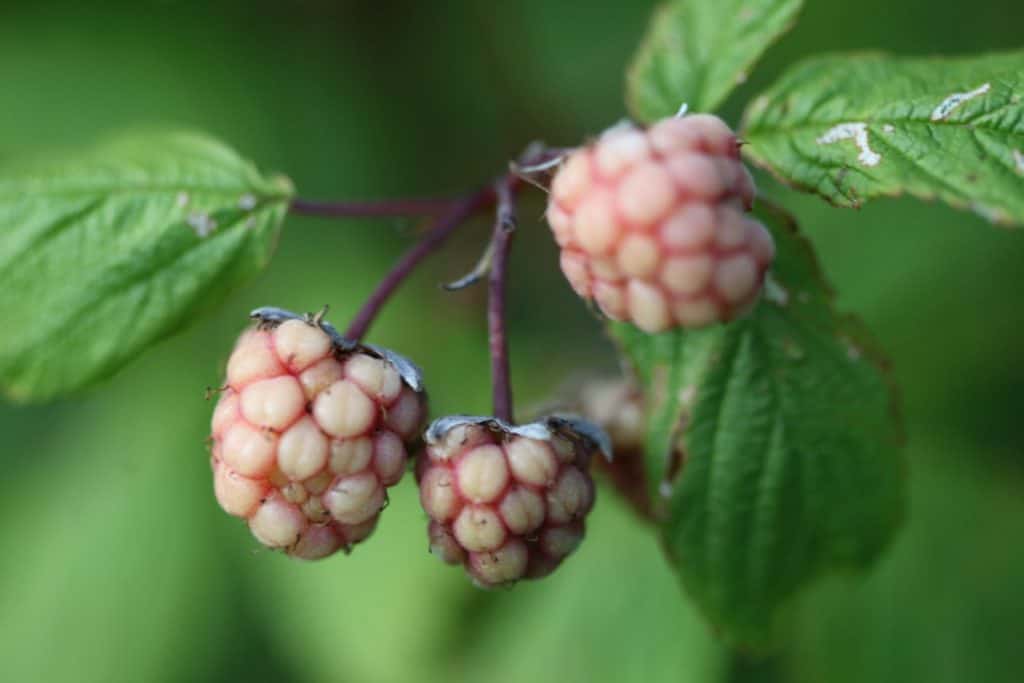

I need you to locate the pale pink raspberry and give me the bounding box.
[575,377,653,519]
[578,378,645,455]
[546,114,775,332]
[209,308,427,560]
[417,416,606,587]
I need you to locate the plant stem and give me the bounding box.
[290,196,456,218]
[338,142,562,345]
[488,177,518,423]
[290,143,565,222]
[344,186,496,341]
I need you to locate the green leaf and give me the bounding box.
[742,50,1024,224]
[627,0,803,121]
[607,203,905,645]
[0,131,293,402]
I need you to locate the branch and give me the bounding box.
[343,186,496,341]
[337,142,564,344]
[290,196,456,219]
[488,176,518,423]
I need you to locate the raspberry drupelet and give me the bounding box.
[209,307,427,559]
[546,114,775,332]
[417,416,609,587]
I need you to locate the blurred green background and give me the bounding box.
[1,1,1022,681]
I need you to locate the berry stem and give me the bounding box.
[344,186,496,341]
[488,176,518,423]
[339,143,564,343]
[290,196,457,218]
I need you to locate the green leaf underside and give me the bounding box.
[627,0,804,122]
[0,132,293,402]
[607,205,904,645]
[742,50,1024,224]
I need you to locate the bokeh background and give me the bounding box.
[1,1,1022,681]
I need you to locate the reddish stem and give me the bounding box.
[344,186,496,341]
[488,177,518,423]
[290,196,456,218]
[335,143,562,346]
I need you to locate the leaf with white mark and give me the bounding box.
[607,203,905,645]
[742,50,1024,224]
[0,131,294,402]
[627,0,804,121]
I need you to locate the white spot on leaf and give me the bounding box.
[1013,149,1024,176]
[764,276,789,306]
[750,95,769,116]
[930,82,990,121]
[816,122,881,167]
[187,212,217,238]
[971,202,1008,223]
[238,194,257,210]
[176,192,189,208]
[840,336,862,361]
[882,124,895,133]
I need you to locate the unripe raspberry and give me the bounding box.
[546,114,775,332]
[417,416,609,587]
[575,377,653,520]
[577,378,645,454]
[209,307,427,559]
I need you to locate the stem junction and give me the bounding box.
[292,145,566,422]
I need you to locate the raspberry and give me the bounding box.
[546,114,775,332]
[578,378,645,454]
[417,416,608,587]
[575,378,653,519]
[209,307,427,559]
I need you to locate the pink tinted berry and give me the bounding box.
[547,114,775,332]
[417,417,605,587]
[210,309,427,559]
[577,378,645,455]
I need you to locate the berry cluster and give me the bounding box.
[208,309,609,584]
[417,417,605,587]
[204,113,766,583]
[546,114,775,332]
[210,308,426,559]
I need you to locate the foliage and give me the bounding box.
[0,0,1021,674]
[628,0,803,118]
[617,0,1021,643]
[0,132,292,401]
[607,204,904,643]
[742,50,1024,224]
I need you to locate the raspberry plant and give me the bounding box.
[1,0,1021,647]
